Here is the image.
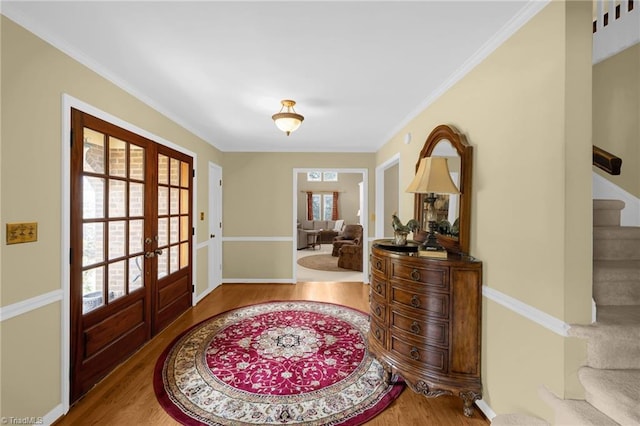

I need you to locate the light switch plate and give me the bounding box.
[6,222,38,244]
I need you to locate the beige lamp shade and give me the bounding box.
[406,157,460,194]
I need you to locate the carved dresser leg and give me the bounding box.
[460,390,481,417]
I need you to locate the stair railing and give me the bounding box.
[592,0,639,62]
[593,0,635,33]
[593,145,622,175]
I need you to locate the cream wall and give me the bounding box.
[593,43,640,198]
[1,16,222,419]
[221,152,374,280]
[376,1,592,421]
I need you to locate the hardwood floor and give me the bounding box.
[54,282,490,426]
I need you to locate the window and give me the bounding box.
[311,193,334,220]
[323,171,338,181]
[307,171,338,182]
[307,171,321,182]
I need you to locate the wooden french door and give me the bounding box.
[70,109,193,402]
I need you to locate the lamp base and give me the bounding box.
[420,220,446,253]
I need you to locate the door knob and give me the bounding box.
[144,251,155,258]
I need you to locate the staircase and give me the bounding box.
[540,199,640,425]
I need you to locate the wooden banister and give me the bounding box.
[593,145,622,175]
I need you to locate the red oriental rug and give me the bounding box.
[154,301,404,425]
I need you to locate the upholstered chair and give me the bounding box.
[332,224,363,256]
[337,243,363,271]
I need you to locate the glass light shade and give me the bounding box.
[272,113,303,135]
[272,100,304,136]
[406,157,460,194]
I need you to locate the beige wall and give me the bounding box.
[221,152,374,280]
[376,1,592,420]
[593,43,640,197]
[0,16,222,419]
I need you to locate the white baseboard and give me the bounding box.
[593,172,640,226]
[43,403,65,425]
[476,399,497,421]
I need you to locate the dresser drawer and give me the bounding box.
[390,281,450,319]
[390,335,448,373]
[390,261,449,291]
[370,275,386,298]
[369,317,387,348]
[369,293,387,323]
[371,254,387,275]
[390,309,448,347]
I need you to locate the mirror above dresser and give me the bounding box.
[413,124,473,255]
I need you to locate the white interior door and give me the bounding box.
[208,162,223,294]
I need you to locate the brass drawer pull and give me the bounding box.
[410,321,421,334]
[410,269,421,281]
[411,295,421,308]
[375,329,381,340]
[375,306,382,317]
[375,283,382,293]
[375,260,382,270]
[410,347,420,360]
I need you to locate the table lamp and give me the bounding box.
[406,157,460,252]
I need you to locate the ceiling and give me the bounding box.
[3,1,536,152]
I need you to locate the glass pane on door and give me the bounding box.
[81,125,146,314]
[157,156,191,279]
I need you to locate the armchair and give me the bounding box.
[338,243,363,271]
[332,224,363,257]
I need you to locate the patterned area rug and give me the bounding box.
[154,301,403,425]
[297,254,347,272]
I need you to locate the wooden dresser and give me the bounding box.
[369,241,482,416]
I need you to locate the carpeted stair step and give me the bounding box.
[593,260,640,305]
[579,367,640,425]
[593,226,640,260]
[491,413,549,425]
[593,199,625,227]
[570,318,640,369]
[574,306,640,369]
[539,386,618,426]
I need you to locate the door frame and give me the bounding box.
[60,94,198,414]
[199,161,223,303]
[375,153,400,239]
[292,167,369,284]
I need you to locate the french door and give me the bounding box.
[70,109,193,402]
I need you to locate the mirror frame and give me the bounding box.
[413,124,473,255]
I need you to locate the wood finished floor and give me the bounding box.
[54,282,490,426]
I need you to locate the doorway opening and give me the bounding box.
[292,168,368,283]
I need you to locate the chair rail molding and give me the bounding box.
[482,286,570,337]
[0,289,63,322]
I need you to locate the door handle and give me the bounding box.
[145,249,163,258]
[210,234,215,238]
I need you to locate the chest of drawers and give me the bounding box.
[369,242,482,416]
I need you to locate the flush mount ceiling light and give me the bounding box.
[272,99,304,136]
